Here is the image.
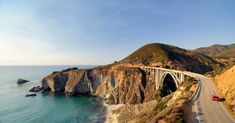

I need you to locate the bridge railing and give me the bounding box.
[140,66,182,73]
[140,66,197,79]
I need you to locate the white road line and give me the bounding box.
[194,101,201,123]
[193,77,202,123]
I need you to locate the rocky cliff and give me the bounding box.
[42,66,158,104]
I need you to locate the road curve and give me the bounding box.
[184,72,235,123]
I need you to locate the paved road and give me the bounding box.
[184,72,235,123]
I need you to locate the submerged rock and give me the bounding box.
[17,79,30,84]
[25,93,37,97]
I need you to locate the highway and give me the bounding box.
[184,72,235,123]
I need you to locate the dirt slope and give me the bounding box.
[215,65,235,113]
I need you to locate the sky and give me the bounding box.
[0,0,235,65]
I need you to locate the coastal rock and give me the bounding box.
[17,79,30,84]
[41,66,158,104]
[92,67,146,104]
[42,72,68,92]
[64,70,91,95]
[29,86,43,92]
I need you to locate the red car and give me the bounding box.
[212,95,225,101]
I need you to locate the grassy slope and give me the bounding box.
[121,43,186,64]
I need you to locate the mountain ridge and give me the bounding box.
[194,43,235,58]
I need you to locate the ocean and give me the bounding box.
[0,66,106,123]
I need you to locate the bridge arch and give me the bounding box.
[140,67,196,97]
[160,72,179,97]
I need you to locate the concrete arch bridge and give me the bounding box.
[140,67,197,97]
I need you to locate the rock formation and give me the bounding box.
[42,66,158,104]
[17,79,30,84]
[29,86,43,92]
[25,93,37,97]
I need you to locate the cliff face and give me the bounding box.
[42,66,158,104]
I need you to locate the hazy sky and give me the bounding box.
[0,0,235,65]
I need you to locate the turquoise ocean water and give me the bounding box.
[0,66,106,123]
